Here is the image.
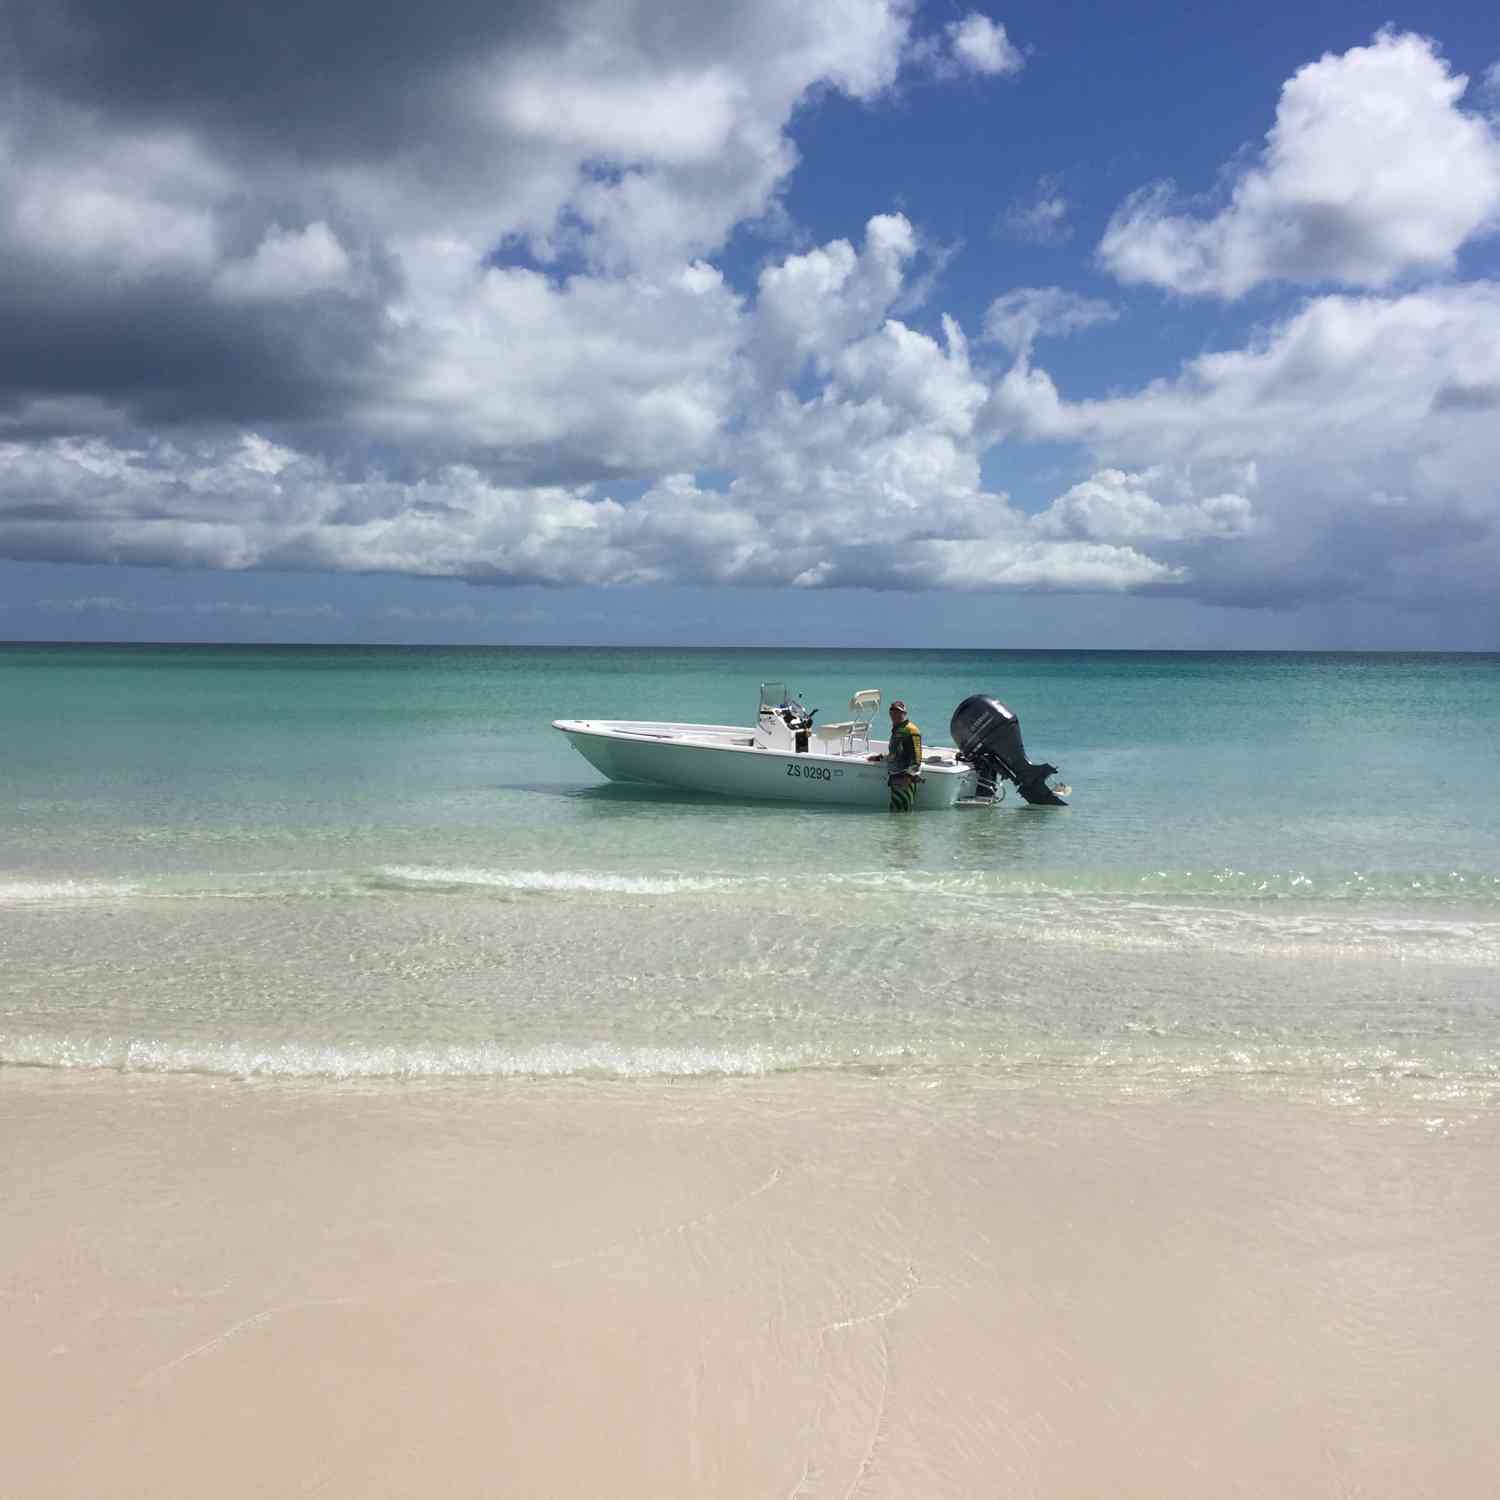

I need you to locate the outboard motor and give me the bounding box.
[950,695,1067,806]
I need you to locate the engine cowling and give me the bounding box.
[950,695,1066,805]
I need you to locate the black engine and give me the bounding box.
[950,695,1067,806]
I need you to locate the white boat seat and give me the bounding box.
[809,720,857,749]
[811,689,881,755]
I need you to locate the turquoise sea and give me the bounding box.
[2,644,1498,1097]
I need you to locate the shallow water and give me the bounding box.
[3,644,1498,1097]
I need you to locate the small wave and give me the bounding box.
[1119,868,1500,902]
[348,864,1500,907]
[6,862,1498,912]
[0,878,138,905]
[5,1033,1496,1103]
[814,867,1500,905]
[1002,902,1500,966]
[369,865,743,897]
[0,1033,905,1081]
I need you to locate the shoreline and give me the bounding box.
[5,1068,1496,1498]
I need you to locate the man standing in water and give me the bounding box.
[869,699,923,811]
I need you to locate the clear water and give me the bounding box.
[3,644,1497,1095]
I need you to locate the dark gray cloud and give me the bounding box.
[0,0,909,454]
[1,9,422,435]
[5,0,558,161]
[0,272,392,432]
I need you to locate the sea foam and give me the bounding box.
[0,878,137,905]
[370,865,741,896]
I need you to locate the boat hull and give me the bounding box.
[554,721,974,808]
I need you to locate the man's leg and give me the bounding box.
[888,774,915,812]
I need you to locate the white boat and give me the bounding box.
[553,683,1068,810]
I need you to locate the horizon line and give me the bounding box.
[4,640,1498,656]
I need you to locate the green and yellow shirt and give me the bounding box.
[886,718,922,777]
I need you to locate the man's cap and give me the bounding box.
[890,699,907,713]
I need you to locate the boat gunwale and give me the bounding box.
[550,718,973,777]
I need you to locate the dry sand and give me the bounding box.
[3,1068,1497,1498]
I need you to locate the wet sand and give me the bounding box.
[3,1069,1497,1498]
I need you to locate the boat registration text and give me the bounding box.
[786,763,838,781]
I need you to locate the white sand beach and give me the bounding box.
[5,1069,1496,1499]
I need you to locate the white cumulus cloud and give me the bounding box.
[911,12,1024,81]
[1099,30,1500,298]
[946,15,1024,76]
[1010,283,1500,608]
[751,214,917,387]
[1032,470,1254,543]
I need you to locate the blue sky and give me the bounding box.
[2,1,1499,646]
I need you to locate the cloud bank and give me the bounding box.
[2,10,1499,627]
